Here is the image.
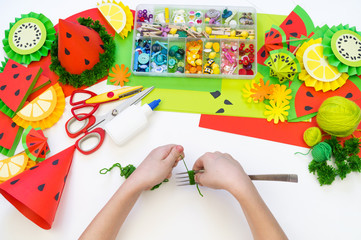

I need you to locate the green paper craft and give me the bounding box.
[3,12,56,65]
[30,75,51,94]
[0,58,8,72]
[0,111,23,157]
[50,17,115,88]
[288,76,361,122]
[0,59,42,118]
[265,49,301,83]
[323,24,361,76]
[21,126,50,162]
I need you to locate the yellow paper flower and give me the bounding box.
[264,100,290,124]
[109,64,131,86]
[250,78,274,102]
[242,79,259,103]
[269,84,292,104]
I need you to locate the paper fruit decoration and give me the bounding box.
[0,111,23,157]
[0,152,29,182]
[3,12,56,65]
[0,59,42,118]
[288,76,361,122]
[265,49,301,83]
[12,83,65,129]
[50,17,115,88]
[97,0,133,39]
[323,24,361,76]
[258,5,315,65]
[297,38,348,92]
[22,126,50,162]
[0,145,76,229]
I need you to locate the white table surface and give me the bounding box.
[1,0,361,239]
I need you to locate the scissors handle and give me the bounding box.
[75,128,105,155]
[70,89,97,106]
[65,114,96,138]
[71,103,99,121]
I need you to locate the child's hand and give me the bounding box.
[128,144,184,191]
[193,152,253,195]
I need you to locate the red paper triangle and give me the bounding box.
[58,19,104,75]
[0,145,76,229]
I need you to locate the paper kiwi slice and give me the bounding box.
[331,30,361,67]
[3,12,56,65]
[8,17,47,55]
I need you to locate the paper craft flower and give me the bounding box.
[109,64,131,86]
[297,38,348,92]
[322,24,361,76]
[269,84,292,104]
[97,0,133,39]
[250,78,274,102]
[3,12,56,65]
[264,100,290,124]
[242,79,259,103]
[265,49,301,83]
[22,126,50,162]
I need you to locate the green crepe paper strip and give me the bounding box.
[3,12,56,65]
[50,17,115,88]
[21,126,49,162]
[0,126,23,157]
[322,24,361,76]
[0,58,8,72]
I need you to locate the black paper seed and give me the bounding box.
[66,32,72,38]
[11,122,16,128]
[35,149,39,154]
[10,179,19,185]
[26,74,32,80]
[345,93,353,98]
[84,36,89,42]
[286,19,292,25]
[269,31,274,37]
[224,99,233,105]
[305,106,313,111]
[216,108,225,113]
[55,192,60,201]
[290,32,298,37]
[30,165,39,170]
[261,50,266,58]
[41,150,44,155]
[11,64,18,68]
[65,48,70,55]
[100,44,104,50]
[30,142,35,146]
[15,89,20,96]
[275,34,280,38]
[13,74,19,79]
[38,184,45,191]
[64,175,67,183]
[0,133,3,140]
[210,90,221,99]
[52,159,59,165]
[85,59,90,65]
[0,85,6,90]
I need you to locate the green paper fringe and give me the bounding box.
[0,126,23,157]
[50,17,115,88]
[3,12,56,65]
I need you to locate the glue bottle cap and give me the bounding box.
[148,99,161,110]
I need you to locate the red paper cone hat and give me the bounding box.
[0,145,76,229]
[58,19,104,74]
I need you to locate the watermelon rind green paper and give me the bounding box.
[0,126,23,157]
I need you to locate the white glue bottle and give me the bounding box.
[105,99,161,145]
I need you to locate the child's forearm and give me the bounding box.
[230,182,288,240]
[79,179,143,240]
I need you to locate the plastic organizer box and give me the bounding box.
[131,4,257,79]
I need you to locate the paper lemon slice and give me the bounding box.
[97,0,133,39]
[12,83,65,129]
[0,152,29,182]
[296,38,349,92]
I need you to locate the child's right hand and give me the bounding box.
[192,152,253,196]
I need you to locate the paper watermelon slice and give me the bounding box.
[288,76,361,122]
[0,145,76,230]
[22,126,50,162]
[258,26,287,66]
[0,59,42,117]
[57,19,105,75]
[0,111,23,157]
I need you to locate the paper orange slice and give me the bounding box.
[0,152,29,182]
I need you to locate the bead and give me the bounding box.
[177,49,185,55]
[240,31,249,38]
[229,20,237,28]
[205,42,213,49]
[152,43,161,52]
[138,53,149,64]
[230,30,236,37]
[212,63,219,69]
[169,58,176,66]
[249,44,254,49]
[177,67,184,73]
[195,59,202,66]
[205,27,212,34]
[213,42,220,52]
[209,52,217,59]
[240,43,245,48]
[169,28,178,35]
[178,61,185,67]
[213,67,220,74]
[244,63,252,70]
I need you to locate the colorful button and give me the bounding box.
[138,53,150,64]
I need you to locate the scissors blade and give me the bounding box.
[88,86,155,131]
